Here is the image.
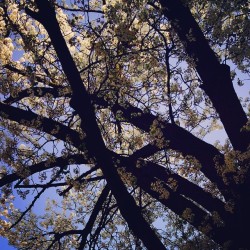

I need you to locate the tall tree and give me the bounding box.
[0,0,249,249]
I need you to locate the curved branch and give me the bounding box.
[0,154,86,187]
[0,102,83,149]
[4,86,71,104]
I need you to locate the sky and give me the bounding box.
[0,238,16,250]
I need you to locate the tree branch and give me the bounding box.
[3,86,71,104]
[0,154,87,187]
[94,96,227,195]
[0,102,84,149]
[0,100,227,214]
[78,185,110,249]
[25,1,166,249]
[134,167,230,246]
[158,0,249,152]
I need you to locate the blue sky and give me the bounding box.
[0,235,16,249]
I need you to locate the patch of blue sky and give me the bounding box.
[0,237,16,250]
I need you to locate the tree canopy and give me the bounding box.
[0,0,249,249]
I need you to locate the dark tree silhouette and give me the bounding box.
[0,0,249,249]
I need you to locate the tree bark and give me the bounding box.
[25,1,166,249]
[159,0,249,152]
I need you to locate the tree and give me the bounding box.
[0,0,249,249]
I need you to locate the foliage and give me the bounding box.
[0,0,249,249]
